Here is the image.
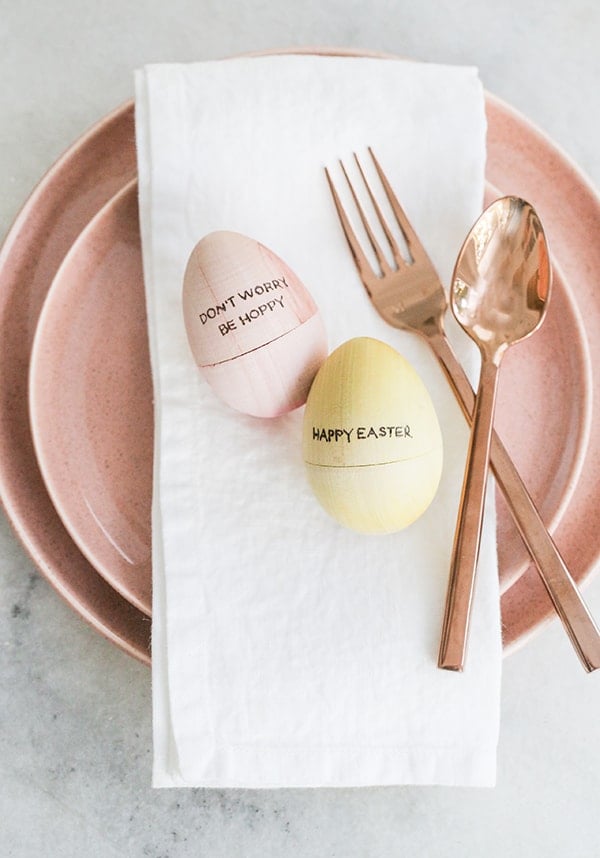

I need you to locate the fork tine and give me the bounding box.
[353,152,406,269]
[337,160,393,276]
[324,166,377,286]
[368,147,428,264]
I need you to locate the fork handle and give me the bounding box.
[428,329,600,672]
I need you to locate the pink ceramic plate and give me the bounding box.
[28,175,592,623]
[30,180,153,615]
[0,103,151,664]
[1,59,599,662]
[485,94,600,651]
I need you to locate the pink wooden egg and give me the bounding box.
[182,231,328,418]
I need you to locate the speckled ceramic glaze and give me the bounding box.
[1,54,599,663]
[0,102,150,663]
[485,93,600,652]
[29,180,153,616]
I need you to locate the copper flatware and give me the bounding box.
[439,197,550,670]
[325,149,600,672]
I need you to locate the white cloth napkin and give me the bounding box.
[135,54,502,789]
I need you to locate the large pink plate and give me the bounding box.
[1,76,599,663]
[486,94,600,651]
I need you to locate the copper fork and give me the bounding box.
[325,148,600,672]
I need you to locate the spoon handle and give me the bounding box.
[439,358,500,671]
[430,329,600,672]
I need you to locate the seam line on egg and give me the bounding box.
[199,313,317,368]
[304,448,440,468]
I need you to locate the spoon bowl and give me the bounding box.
[451,196,551,360]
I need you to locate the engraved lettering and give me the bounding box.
[218,320,237,336]
[237,276,290,302]
[311,425,413,442]
[237,296,285,327]
[198,295,236,324]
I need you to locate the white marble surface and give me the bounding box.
[1,1,600,855]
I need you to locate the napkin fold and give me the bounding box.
[135,54,502,789]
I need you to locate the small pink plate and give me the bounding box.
[29,180,153,615]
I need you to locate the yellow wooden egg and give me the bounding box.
[302,337,443,534]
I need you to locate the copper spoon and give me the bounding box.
[439,196,551,671]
